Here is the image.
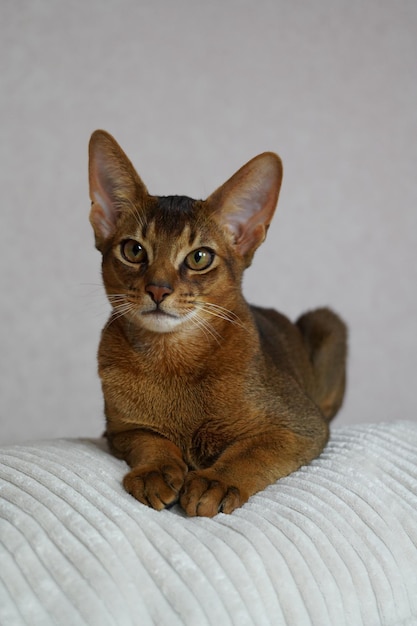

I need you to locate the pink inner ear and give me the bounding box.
[88,142,126,242]
[235,222,266,257]
[218,155,282,257]
[88,131,150,245]
[89,165,119,241]
[90,191,117,241]
[228,210,266,257]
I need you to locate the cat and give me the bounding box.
[89,130,347,518]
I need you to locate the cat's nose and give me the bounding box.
[146,283,173,304]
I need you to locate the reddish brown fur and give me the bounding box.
[89,130,347,517]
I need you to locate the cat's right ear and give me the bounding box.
[207,152,283,265]
[88,130,148,248]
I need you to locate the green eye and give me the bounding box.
[120,239,147,264]
[184,248,214,271]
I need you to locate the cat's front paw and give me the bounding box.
[123,461,187,511]
[180,470,243,517]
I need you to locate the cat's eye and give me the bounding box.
[184,248,214,271]
[120,239,147,264]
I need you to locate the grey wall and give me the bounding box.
[1,0,416,444]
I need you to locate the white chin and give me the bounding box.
[140,313,184,333]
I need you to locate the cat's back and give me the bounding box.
[250,305,314,391]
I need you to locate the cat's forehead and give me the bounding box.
[145,195,201,238]
[126,194,214,245]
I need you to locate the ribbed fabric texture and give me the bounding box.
[1,422,417,626]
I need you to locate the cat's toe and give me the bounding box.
[180,471,242,517]
[123,464,186,511]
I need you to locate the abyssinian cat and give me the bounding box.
[89,130,347,518]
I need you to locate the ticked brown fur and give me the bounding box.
[89,130,347,517]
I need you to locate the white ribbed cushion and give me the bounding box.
[1,421,417,626]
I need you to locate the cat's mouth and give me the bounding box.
[140,308,184,333]
[142,309,178,320]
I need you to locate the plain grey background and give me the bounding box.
[1,0,416,445]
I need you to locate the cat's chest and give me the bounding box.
[140,372,212,435]
[143,381,243,469]
[102,359,248,468]
[99,323,261,468]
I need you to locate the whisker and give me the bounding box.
[195,301,246,330]
[112,302,135,316]
[107,294,129,303]
[80,294,128,320]
[77,284,107,301]
[188,312,222,345]
[78,284,138,327]
[195,301,239,319]
[205,303,244,323]
[103,301,136,331]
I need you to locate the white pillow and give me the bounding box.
[1,421,417,625]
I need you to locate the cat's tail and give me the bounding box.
[296,307,348,421]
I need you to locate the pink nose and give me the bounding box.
[146,284,173,304]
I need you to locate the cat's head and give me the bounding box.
[89,130,282,334]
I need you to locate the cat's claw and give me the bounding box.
[180,471,242,517]
[123,463,187,511]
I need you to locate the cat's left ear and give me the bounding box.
[88,130,148,249]
[207,152,283,264]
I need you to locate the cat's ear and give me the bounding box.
[88,130,148,247]
[207,152,283,263]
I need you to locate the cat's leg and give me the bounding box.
[180,426,327,517]
[296,307,347,420]
[107,429,188,510]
